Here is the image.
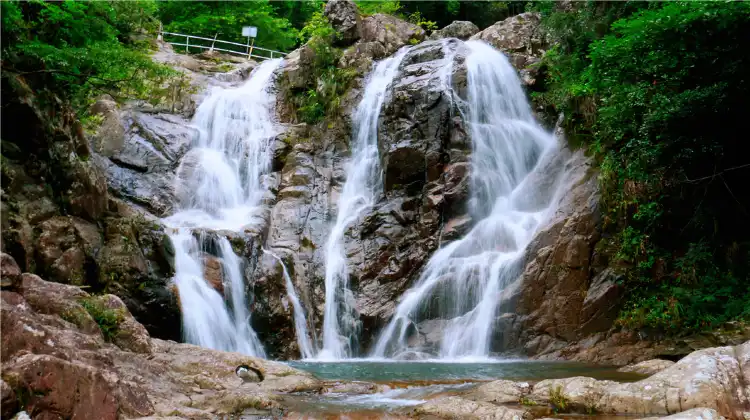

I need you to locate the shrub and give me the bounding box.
[537,1,750,333]
[80,297,124,342]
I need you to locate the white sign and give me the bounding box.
[242,26,258,38]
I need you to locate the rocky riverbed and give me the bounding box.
[3,253,749,419]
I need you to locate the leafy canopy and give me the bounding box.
[157,1,310,53]
[536,1,750,332]
[1,0,180,113]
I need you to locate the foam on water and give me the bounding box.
[318,48,410,359]
[163,59,284,356]
[371,41,565,359]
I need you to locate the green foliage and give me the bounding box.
[1,0,182,114]
[355,1,402,17]
[271,0,324,31]
[157,1,300,53]
[298,7,337,44]
[549,385,569,413]
[406,11,438,34]
[80,297,124,342]
[538,1,750,334]
[398,1,519,30]
[292,5,357,124]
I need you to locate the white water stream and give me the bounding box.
[163,38,564,361]
[318,48,410,360]
[164,59,284,357]
[265,249,316,359]
[371,41,563,359]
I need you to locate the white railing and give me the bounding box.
[158,30,287,61]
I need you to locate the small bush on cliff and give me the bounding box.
[292,6,357,124]
[536,1,750,333]
[80,297,124,342]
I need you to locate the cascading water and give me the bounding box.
[163,59,284,357]
[372,41,563,359]
[318,48,410,360]
[265,249,315,359]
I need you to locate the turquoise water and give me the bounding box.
[280,360,643,417]
[287,360,643,383]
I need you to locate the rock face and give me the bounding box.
[265,37,471,355]
[470,12,547,89]
[525,341,750,419]
[0,255,320,419]
[0,42,257,345]
[339,13,426,73]
[429,20,480,41]
[325,0,362,45]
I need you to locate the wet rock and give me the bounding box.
[500,150,606,352]
[325,0,361,45]
[579,268,623,335]
[378,40,467,192]
[412,396,530,419]
[325,381,381,394]
[470,13,547,86]
[618,359,676,376]
[100,111,194,217]
[442,215,473,241]
[429,20,480,41]
[203,255,225,295]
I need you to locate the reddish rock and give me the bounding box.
[203,255,225,295]
[19,273,100,335]
[95,294,153,354]
[1,252,21,289]
[3,354,119,420]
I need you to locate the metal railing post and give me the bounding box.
[159,31,286,59]
[209,33,218,53]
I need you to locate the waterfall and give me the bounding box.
[265,249,315,359]
[163,59,284,357]
[318,48,410,360]
[371,41,562,359]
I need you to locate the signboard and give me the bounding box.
[242,26,258,38]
